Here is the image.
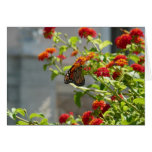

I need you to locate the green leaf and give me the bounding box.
[105,52,110,57]
[11,108,16,114]
[123,106,129,111]
[126,44,131,49]
[89,47,97,52]
[53,36,59,43]
[128,55,140,63]
[17,121,29,125]
[7,110,14,120]
[87,84,100,90]
[133,98,145,105]
[121,101,126,107]
[59,45,68,55]
[93,38,102,45]
[133,78,144,83]
[29,113,45,120]
[74,92,84,107]
[51,70,59,80]
[43,64,48,71]
[128,71,140,79]
[119,84,127,90]
[39,118,49,125]
[87,36,93,41]
[103,110,114,117]
[99,40,112,50]
[15,108,26,116]
[68,36,80,47]
[121,114,129,125]
[63,65,72,72]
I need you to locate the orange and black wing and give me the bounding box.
[64,65,85,86]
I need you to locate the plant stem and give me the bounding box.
[91,41,100,52]
[55,64,64,73]
[16,116,29,123]
[98,77,143,116]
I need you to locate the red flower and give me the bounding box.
[82,111,94,125]
[130,28,144,37]
[102,104,110,113]
[43,27,56,39]
[133,51,140,55]
[114,55,127,61]
[112,71,121,80]
[38,51,49,61]
[106,61,115,68]
[131,63,145,73]
[138,55,145,65]
[92,100,106,111]
[94,67,110,77]
[59,112,73,124]
[59,113,70,124]
[115,59,128,67]
[72,123,78,125]
[132,36,145,44]
[71,50,78,56]
[69,112,74,116]
[78,27,97,38]
[86,52,96,61]
[57,55,66,60]
[46,48,57,54]
[84,66,91,71]
[89,118,103,125]
[111,94,123,101]
[115,34,132,49]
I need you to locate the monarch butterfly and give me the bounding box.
[64,65,85,86]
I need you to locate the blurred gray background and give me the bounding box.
[7,27,144,125]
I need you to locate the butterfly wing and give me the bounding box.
[73,66,85,86]
[64,65,85,86]
[64,65,74,84]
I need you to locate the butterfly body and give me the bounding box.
[64,65,85,86]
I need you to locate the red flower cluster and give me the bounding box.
[71,50,78,57]
[115,59,128,67]
[131,63,145,73]
[89,118,103,125]
[112,71,121,80]
[106,55,128,68]
[133,51,140,55]
[59,112,73,124]
[38,51,49,61]
[114,55,128,67]
[92,100,110,117]
[114,55,127,61]
[46,48,57,54]
[106,61,115,68]
[86,52,96,61]
[78,27,97,38]
[133,36,145,44]
[94,67,110,77]
[115,34,132,49]
[138,55,145,65]
[130,28,144,37]
[82,111,94,125]
[57,54,66,60]
[115,28,144,49]
[111,94,123,101]
[102,104,110,113]
[84,66,91,71]
[43,27,56,39]
[38,48,57,61]
[92,100,106,111]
